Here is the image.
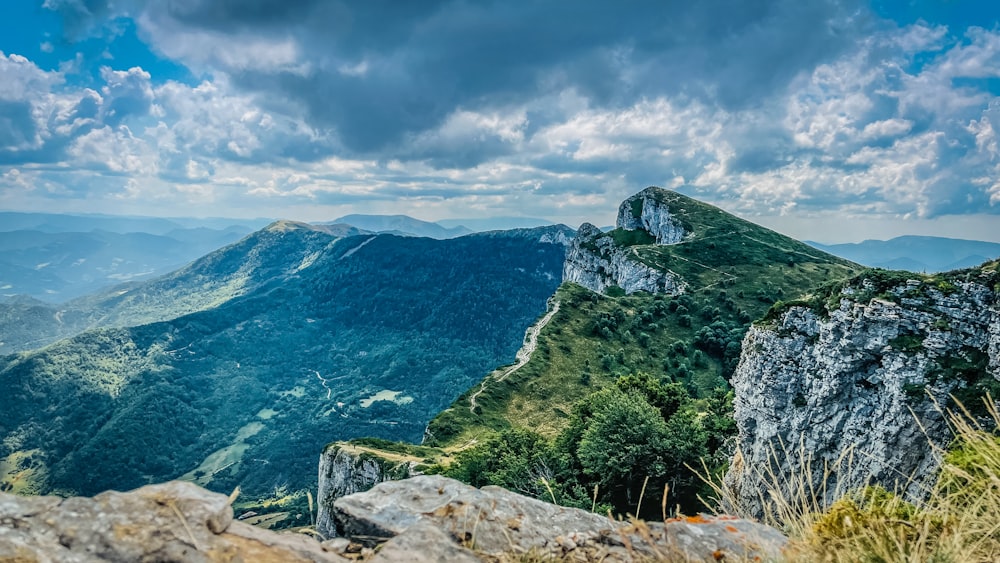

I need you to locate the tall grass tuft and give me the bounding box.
[704,395,1000,562]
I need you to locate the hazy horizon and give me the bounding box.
[1,1,999,243]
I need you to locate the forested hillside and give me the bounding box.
[0,225,570,499]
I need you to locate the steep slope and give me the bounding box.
[0,221,359,354]
[423,187,861,447]
[0,227,568,498]
[725,261,1000,518]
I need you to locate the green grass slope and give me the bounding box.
[425,188,862,447]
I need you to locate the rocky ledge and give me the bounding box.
[725,265,1000,519]
[1,475,787,562]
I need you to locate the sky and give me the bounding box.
[1,1,1000,242]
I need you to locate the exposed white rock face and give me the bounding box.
[316,444,413,538]
[725,274,1000,519]
[616,188,687,245]
[0,480,347,562]
[563,223,686,295]
[562,187,688,295]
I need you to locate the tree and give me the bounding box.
[577,390,671,513]
[615,372,687,421]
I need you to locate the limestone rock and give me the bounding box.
[616,187,687,244]
[562,187,690,296]
[563,223,686,295]
[332,474,787,562]
[0,480,346,562]
[370,521,480,563]
[726,269,1000,519]
[316,443,414,538]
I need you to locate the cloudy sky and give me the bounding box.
[1,1,1000,242]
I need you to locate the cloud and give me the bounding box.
[110,0,865,156]
[3,3,999,230]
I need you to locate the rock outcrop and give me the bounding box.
[563,223,687,295]
[332,474,788,562]
[0,480,347,562]
[563,187,688,295]
[316,444,413,538]
[616,188,687,245]
[1,475,787,562]
[726,264,1000,519]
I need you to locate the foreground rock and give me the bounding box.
[316,444,414,538]
[726,262,1000,519]
[0,475,787,562]
[0,480,345,562]
[332,475,787,561]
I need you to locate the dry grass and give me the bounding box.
[705,395,1000,562]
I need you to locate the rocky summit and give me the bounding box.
[726,263,1000,518]
[563,187,689,295]
[0,475,788,562]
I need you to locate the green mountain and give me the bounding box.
[0,224,570,498]
[0,221,369,355]
[426,187,861,447]
[319,187,862,519]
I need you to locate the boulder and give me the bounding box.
[0,480,346,562]
[333,474,787,561]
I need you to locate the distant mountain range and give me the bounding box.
[329,215,473,239]
[0,212,271,235]
[808,236,1000,273]
[437,217,554,231]
[0,212,270,302]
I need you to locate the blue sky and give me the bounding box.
[1,0,999,242]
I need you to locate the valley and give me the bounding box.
[0,222,570,500]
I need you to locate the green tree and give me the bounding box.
[577,390,671,512]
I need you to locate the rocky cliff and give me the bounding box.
[615,188,687,244]
[725,262,1000,518]
[315,443,414,538]
[563,187,689,295]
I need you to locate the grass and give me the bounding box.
[425,210,860,449]
[706,395,1000,562]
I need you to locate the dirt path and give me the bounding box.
[313,370,332,400]
[468,298,560,413]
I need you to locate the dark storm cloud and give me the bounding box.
[99,0,868,160]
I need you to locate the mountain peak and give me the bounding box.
[564,186,858,295]
[264,219,321,233]
[615,187,688,244]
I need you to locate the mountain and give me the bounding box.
[437,217,553,231]
[0,227,255,302]
[726,261,1000,518]
[0,225,568,498]
[809,235,1000,273]
[422,187,860,445]
[316,187,863,522]
[0,212,269,236]
[0,221,352,355]
[330,214,472,239]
